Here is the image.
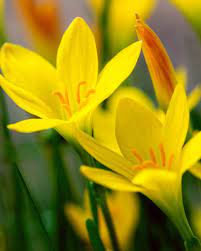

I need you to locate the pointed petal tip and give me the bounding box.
[70,16,87,27]
[1,42,14,54]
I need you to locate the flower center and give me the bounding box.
[53,81,96,118]
[131,143,174,171]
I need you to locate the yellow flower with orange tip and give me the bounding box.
[14,0,61,61]
[0,17,142,141]
[65,191,139,250]
[135,14,201,110]
[168,0,201,39]
[88,0,156,52]
[76,84,201,249]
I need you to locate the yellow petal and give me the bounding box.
[176,66,187,88]
[135,15,177,108]
[187,85,201,110]
[116,98,162,163]
[108,0,156,52]
[95,41,142,103]
[0,75,52,118]
[93,86,155,154]
[57,17,98,112]
[162,84,189,160]
[65,203,89,241]
[190,163,201,180]
[0,43,60,117]
[8,118,67,133]
[89,0,156,52]
[181,131,201,174]
[105,192,139,250]
[68,41,142,124]
[75,129,134,179]
[132,168,192,235]
[81,166,139,192]
[108,86,155,112]
[93,106,120,153]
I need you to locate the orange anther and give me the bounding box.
[131,164,144,171]
[85,89,96,99]
[149,147,157,164]
[131,149,143,164]
[168,154,174,170]
[77,81,87,104]
[53,90,72,117]
[159,143,166,167]
[142,160,157,169]
[53,91,66,104]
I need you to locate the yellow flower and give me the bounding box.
[65,191,139,250]
[169,0,201,38]
[76,84,201,246]
[88,0,156,52]
[93,86,160,154]
[0,17,142,140]
[135,14,201,109]
[14,0,61,61]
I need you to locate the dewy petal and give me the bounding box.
[162,84,189,161]
[81,166,140,192]
[95,41,142,103]
[116,98,162,163]
[181,131,201,174]
[8,118,68,133]
[135,15,177,108]
[187,85,201,110]
[75,128,134,179]
[0,75,53,118]
[57,17,98,111]
[0,43,61,117]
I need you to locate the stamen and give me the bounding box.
[53,90,72,117]
[85,89,96,99]
[159,143,166,166]
[53,91,66,104]
[131,164,144,171]
[168,154,174,170]
[77,81,87,104]
[131,149,143,164]
[142,160,157,169]
[149,148,157,163]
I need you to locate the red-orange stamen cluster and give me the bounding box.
[131,143,174,171]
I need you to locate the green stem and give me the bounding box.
[96,188,121,251]
[86,219,106,251]
[45,131,79,251]
[87,181,99,226]
[168,189,201,251]
[0,90,51,250]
